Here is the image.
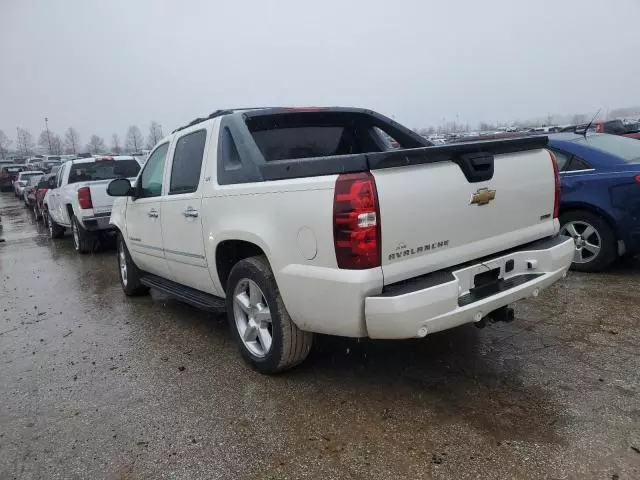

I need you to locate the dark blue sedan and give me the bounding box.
[548,133,640,271]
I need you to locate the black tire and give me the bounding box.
[226,255,313,374]
[560,210,617,272]
[117,233,149,296]
[71,215,94,254]
[46,209,65,239]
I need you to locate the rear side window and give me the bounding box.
[68,160,140,184]
[169,129,207,194]
[550,149,571,171]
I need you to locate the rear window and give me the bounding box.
[68,159,141,184]
[245,111,426,161]
[251,126,349,160]
[4,167,23,173]
[574,135,640,163]
[21,172,42,179]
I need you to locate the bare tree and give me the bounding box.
[16,127,35,156]
[146,121,164,149]
[0,130,12,159]
[86,135,106,154]
[111,134,122,155]
[38,130,53,153]
[571,114,588,125]
[64,127,80,154]
[50,134,63,155]
[125,125,143,153]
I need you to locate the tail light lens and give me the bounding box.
[549,151,560,219]
[78,186,93,209]
[333,172,381,269]
[634,175,640,183]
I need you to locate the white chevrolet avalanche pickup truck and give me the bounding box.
[107,107,574,373]
[43,156,141,253]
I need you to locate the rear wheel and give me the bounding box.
[117,234,149,296]
[71,215,94,254]
[560,210,617,272]
[226,255,313,374]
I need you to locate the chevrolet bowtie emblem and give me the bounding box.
[470,188,496,206]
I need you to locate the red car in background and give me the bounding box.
[32,173,56,221]
[0,165,26,192]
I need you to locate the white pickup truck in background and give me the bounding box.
[107,107,574,373]
[43,156,141,253]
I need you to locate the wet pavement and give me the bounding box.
[0,193,639,480]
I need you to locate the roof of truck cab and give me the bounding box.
[170,107,385,134]
[70,155,135,164]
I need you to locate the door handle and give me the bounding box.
[182,207,199,218]
[147,209,159,218]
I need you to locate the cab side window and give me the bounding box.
[139,143,169,198]
[169,129,207,195]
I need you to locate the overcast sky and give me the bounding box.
[1,0,639,145]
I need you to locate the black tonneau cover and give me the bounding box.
[260,135,549,181]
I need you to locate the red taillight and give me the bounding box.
[549,150,560,219]
[634,175,640,183]
[78,187,93,209]
[333,172,381,269]
[0,171,7,179]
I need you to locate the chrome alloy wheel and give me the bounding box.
[118,242,128,287]
[560,220,602,264]
[233,279,272,357]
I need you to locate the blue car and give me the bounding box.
[548,133,640,271]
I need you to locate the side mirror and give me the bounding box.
[107,178,133,197]
[48,178,57,188]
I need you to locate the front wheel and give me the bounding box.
[560,210,617,272]
[226,255,313,374]
[117,234,149,296]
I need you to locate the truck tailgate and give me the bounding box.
[88,177,136,215]
[371,147,557,285]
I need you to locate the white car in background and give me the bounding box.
[14,170,44,197]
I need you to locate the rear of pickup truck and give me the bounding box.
[240,108,574,339]
[362,142,574,338]
[68,156,141,232]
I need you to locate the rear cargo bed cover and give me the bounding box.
[259,135,548,181]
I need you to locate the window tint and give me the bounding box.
[139,143,169,198]
[220,127,242,171]
[574,134,640,163]
[169,130,206,194]
[551,149,572,171]
[566,157,591,171]
[68,160,140,184]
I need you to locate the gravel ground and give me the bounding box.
[1,194,639,480]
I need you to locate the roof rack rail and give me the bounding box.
[171,107,283,134]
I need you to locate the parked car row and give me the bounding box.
[6,107,637,374]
